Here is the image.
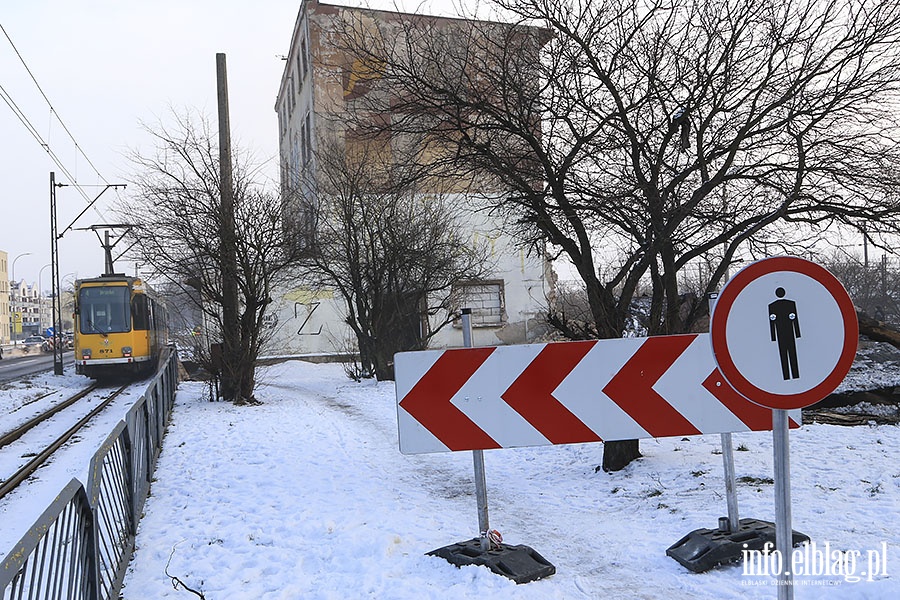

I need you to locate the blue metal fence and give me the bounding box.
[1,347,179,600]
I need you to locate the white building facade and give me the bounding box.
[267,0,553,356]
[10,280,41,339]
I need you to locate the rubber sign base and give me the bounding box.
[667,518,810,573]
[427,538,556,584]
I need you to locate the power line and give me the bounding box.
[1,22,109,185]
[0,83,85,194]
[0,22,111,219]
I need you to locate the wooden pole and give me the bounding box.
[216,53,240,401]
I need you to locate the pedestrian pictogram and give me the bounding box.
[768,287,801,380]
[711,256,857,410]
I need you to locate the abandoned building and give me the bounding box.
[267,0,554,357]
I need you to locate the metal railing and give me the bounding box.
[1,347,179,600]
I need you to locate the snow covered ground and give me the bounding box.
[114,359,900,599]
[0,371,151,550]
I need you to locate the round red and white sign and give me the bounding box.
[710,256,858,410]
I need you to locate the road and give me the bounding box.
[0,351,75,383]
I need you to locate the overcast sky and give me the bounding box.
[1,1,469,291]
[0,1,304,286]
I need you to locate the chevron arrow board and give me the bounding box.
[395,333,801,454]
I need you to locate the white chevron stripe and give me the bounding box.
[654,334,752,434]
[394,349,443,401]
[397,410,449,454]
[450,343,551,448]
[552,337,652,441]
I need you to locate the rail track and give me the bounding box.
[0,383,129,501]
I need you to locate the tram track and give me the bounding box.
[0,383,129,501]
[0,384,99,449]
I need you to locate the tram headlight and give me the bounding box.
[81,349,92,360]
[122,346,133,357]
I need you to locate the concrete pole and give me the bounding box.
[216,53,240,401]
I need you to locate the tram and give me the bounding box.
[73,274,168,379]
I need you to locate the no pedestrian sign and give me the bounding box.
[710,256,858,410]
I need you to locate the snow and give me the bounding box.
[106,359,900,599]
[0,370,151,549]
[2,352,899,598]
[836,340,900,394]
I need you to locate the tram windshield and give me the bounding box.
[78,286,131,334]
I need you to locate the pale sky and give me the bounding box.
[0,0,484,290]
[0,1,301,286]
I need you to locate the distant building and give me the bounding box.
[267,0,553,356]
[0,251,8,345]
[11,280,41,338]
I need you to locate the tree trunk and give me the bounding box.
[857,309,900,350]
[601,439,641,472]
[583,274,643,471]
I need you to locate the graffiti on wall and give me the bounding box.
[295,301,323,335]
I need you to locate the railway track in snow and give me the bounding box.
[0,383,128,501]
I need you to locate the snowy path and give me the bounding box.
[121,360,900,599]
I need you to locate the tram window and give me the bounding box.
[79,286,131,333]
[133,294,151,331]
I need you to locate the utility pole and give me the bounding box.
[50,173,125,376]
[50,173,63,374]
[217,52,240,402]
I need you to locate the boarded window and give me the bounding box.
[454,280,505,326]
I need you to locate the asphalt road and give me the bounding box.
[0,351,75,384]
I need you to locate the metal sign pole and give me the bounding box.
[473,449,490,551]
[720,432,741,532]
[709,292,741,532]
[462,308,490,551]
[773,408,794,599]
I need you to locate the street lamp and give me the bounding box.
[11,252,32,344]
[38,263,51,333]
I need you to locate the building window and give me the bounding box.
[454,280,505,327]
[297,49,306,87]
[300,123,308,166]
[301,37,308,77]
[304,112,312,163]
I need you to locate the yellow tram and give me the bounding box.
[74,274,168,379]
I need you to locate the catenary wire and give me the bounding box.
[0,22,111,220]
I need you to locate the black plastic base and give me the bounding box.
[428,538,556,584]
[667,518,810,573]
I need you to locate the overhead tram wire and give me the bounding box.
[0,22,109,186]
[0,83,88,196]
[0,22,113,223]
[0,83,104,219]
[0,84,75,180]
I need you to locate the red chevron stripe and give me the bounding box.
[602,335,702,438]
[502,341,601,444]
[398,347,500,451]
[703,369,800,429]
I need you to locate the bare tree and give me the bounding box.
[328,0,900,469]
[825,251,900,324]
[119,111,303,404]
[299,134,493,380]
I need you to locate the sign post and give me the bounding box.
[772,409,793,596]
[462,309,491,552]
[423,308,555,584]
[709,293,741,533]
[711,256,858,599]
